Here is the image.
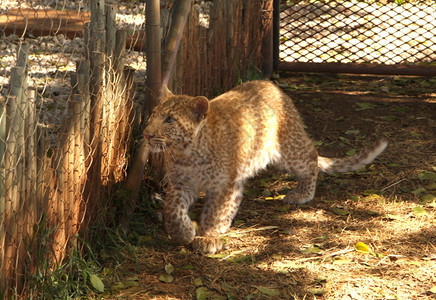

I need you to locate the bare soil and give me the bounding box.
[100,73,436,300]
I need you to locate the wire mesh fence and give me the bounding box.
[279,0,436,71]
[0,0,144,295]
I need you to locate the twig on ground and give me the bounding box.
[381,178,407,192]
[293,246,355,263]
[223,226,279,237]
[375,254,406,266]
[220,249,248,261]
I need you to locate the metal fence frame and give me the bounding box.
[274,0,436,75]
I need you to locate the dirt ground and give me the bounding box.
[99,73,436,300]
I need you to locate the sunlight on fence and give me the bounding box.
[280,0,436,65]
[0,1,140,295]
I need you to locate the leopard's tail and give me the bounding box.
[318,139,387,174]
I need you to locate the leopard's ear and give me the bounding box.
[190,96,209,122]
[161,84,174,99]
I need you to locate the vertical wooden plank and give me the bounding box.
[107,29,126,182]
[5,62,27,291]
[121,67,135,151]
[15,46,29,284]
[105,2,116,59]
[114,30,127,73]
[145,0,162,113]
[76,61,91,155]
[0,95,6,293]
[3,95,17,293]
[36,125,49,224]
[24,88,37,278]
[66,101,77,239]
[81,0,106,233]
[161,0,191,87]
[101,1,117,185]
[71,97,82,236]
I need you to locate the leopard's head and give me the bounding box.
[143,87,209,153]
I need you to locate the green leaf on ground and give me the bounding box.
[196,287,209,300]
[418,171,436,181]
[361,194,385,202]
[243,189,261,196]
[90,274,105,293]
[112,279,140,291]
[188,212,197,220]
[301,246,322,255]
[159,274,174,283]
[426,183,436,191]
[412,187,426,195]
[234,219,244,226]
[391,106,406,113]
[386,214,401,221]
[181,264,194,270]
[421,194,436,204]
[165,263,174,274]
[277,204,291,212]
[345,129,360,135]
[256,286,280,296]
[333,208,350,215]
[257,179,270,188]
[410,131,422,138]
[221,282,232,292]
[355,102,377,111]
[412,206,427,216]
[262,189,272,197]
[333,257,352,264]
[380,115,397,121]
[194,277,203,287]
[346,148,357,156]
[387,163,399,167]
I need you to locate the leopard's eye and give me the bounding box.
[164,115,175,124]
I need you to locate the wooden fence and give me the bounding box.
[163,0,271,98]
[0,0,272,296]
[0,1,135,295]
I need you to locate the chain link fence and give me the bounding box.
[0,0,145,295]
[278,0,436,74]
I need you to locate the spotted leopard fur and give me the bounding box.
[143,80,387,254]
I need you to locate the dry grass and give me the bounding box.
[99,73,436,299]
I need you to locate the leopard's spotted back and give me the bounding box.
[143,80,387,254]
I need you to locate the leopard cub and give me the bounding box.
[144,80,387,254]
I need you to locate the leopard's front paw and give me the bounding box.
[283,191,314,205]
[166,219,196,245]
[192,235,223,254]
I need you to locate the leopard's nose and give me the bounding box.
[144,134,155,140]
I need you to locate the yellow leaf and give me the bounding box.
[193,221,199,231]
[355,242,370,253]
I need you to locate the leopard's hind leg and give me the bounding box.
[280,142,319,204]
